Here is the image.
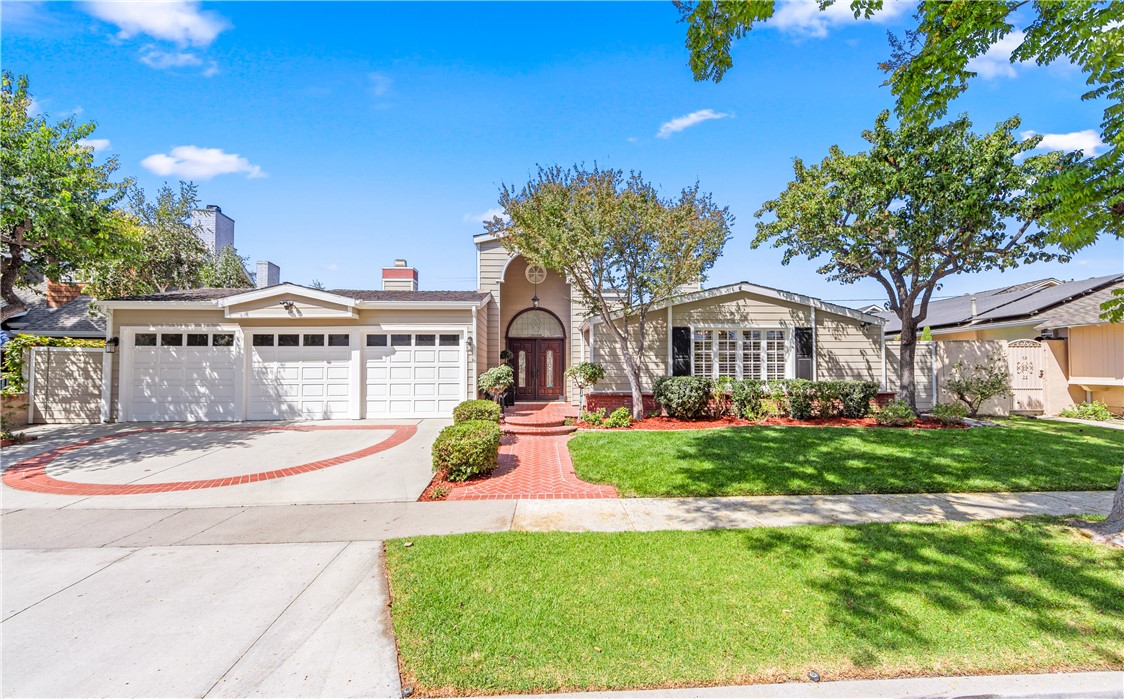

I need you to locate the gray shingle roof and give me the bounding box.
[108,286,488,303]
[1035,283,1123,329]
[10,295,105,337]
[880,274,1123,334]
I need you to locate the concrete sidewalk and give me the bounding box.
[2,490,1111,549]
[499,671,1124,698]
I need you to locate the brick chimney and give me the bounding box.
[382,259,418,291]
[46,280,85,308]
[255,261,280,289]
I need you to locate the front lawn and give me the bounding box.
[386,518,1124,695]
[568,416,1124,498]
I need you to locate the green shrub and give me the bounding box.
[431,420,502,481]
[1059,401,1113,421]
[730,379,768,419]
[931,401,968,425]
[943,354,1012,417]
[478,365,514,398]
[839,380,879,418]
[777,379,816,420]
[580,408,607,426]
[564,362,606,390]
[452,399,501,423]
[875,399,917,427]
[653,376,715,420]
[812,380,845,417]
[604,407,633,428]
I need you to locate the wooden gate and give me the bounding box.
[1007,339,1044,413]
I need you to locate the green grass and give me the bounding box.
[386,518,1124,695]
[568,416,1124,497]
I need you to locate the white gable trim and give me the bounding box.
[216,284,358,309]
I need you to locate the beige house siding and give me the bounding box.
[593,314,669,393]
[672,291,812,327]
[29,347,102,423]
[1069,324,1124,384]
[936,324,1038,342]
[474,299,492,398]
[815,311,882,381]
[477,239,509,372]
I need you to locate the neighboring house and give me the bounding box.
[875,273,1124,341]
[2,281,105,339]
[1035,282,1124,414]
[192,204,273,287]
[97,235,887,422]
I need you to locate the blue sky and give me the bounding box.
[4,0,1121,306]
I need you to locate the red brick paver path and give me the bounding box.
[446,403,617,500]
[3,424,416,496]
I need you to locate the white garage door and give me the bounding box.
[248,332,354,420]
[127,330,239,421]
[365,332,464,418]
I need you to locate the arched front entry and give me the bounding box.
[506,308,565,401]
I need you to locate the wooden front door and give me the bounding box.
[510,338,564,401]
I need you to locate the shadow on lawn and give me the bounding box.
[734,518,1124,669]
[661,421,1124,496]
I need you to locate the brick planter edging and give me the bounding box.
[584,392,660,415]
[2,424,416,496]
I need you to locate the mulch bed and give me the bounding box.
[580,415,968,431]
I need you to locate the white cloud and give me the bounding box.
[1022,129,1106,156]
[464,208,506,224]
[656,109,732,139]
[202,61,220,78]
[83,0,230,47]
[770,0,910,38]
[966,31,1026,79]
[141,145,266,180]
[139,47,202,69]
[25,96,42,116]
[77,138,111,152]
[368,72,393,97]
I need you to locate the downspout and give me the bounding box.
[930,340,938,408]
[470,305,478,399]
[811,306,817,381]
[880,325,887,391]
[666,305,673,375]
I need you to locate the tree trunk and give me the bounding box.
[1093,464,1124,536]
[898,321,919,412]
[0,221,31,311]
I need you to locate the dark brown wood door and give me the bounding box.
[509,339,564,401]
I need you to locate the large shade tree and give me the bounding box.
[486,165,732,420]
[754,112,1071,409]
[1,72,131,315]
[676,0,1123,249]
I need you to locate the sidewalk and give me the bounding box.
[496,671,1124,699]
[2,490,1111,549]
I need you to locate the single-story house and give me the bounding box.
[1035,282,1124,414]
[93,235,888,422]
[875,273,1124,341]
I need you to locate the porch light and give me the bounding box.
[532,294,540,308]
[465,336,474,354]
[105,336,120,354]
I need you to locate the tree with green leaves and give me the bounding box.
[88,182,249,296]
[1,71,131,314]
[676,1,1123,250]
[486,165,731,420]
[753,111,1070,409]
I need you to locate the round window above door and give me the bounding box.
[508,309,564,338]
[525,264,547,284]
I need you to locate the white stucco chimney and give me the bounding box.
[255,260,280,288]
[382,258,418,291]
[970,296,977,319]
[191,204,235,252]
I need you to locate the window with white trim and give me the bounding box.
[694,327,789,380]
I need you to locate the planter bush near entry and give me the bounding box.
[452,399,501,423]
[876,399,917,427]
[931,401,969,426]
[652,376,715,420]
[431,419,503,481]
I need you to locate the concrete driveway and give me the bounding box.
[1,419,443,509]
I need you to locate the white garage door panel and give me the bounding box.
[248,338,354,420]
[364,332,464,418]
[126,332,239,421]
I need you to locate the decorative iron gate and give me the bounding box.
[1007,339,1044,413]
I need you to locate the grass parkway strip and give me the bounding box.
[567,417,1124,498]
[384,517,1124,696]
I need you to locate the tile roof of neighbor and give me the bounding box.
[1035,282,1124,329]
[877,273,1123,334]
[11,294,105,336]
[108,287,490,303]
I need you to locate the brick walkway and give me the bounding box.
[446,403,618,500]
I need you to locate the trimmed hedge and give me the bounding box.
[452,399,501,423]
[652,376,715,420]
[432,419,502,481]
[720,378,881,421]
